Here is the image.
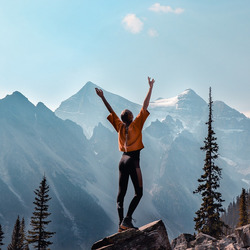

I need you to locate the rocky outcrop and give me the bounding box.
[235,224,250,248]
[171,224,250,250]
[92,220,171,250]
[171,233,195,249]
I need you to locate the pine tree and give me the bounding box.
[0,224,4,248]
[237,188,249,227]
[20,218,29,250]
[27,175,55,250]
[8,215,22,250]
[193,87,226,238]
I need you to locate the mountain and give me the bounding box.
[55,81,141,138]
[55,82,250,238]
[1,83,250,249]
[0,91,114,249]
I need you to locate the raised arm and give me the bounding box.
[142,77,155,110]
[95,88,114,113]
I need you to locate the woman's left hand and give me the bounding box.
[148,77,155,88]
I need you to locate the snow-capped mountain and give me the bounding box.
[55,84,208,138]
[1,83,250,249]
[56,82,250,236]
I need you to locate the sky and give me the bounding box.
[0,0,250,117]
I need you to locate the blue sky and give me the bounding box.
[1,1,250,117]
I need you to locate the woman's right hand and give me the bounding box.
[95,88,104,98]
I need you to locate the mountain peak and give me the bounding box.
[78,81,100,93]
[85,81,98,87]
[177,88,207,108]
[6,91,29,102]
[213,100,245,119]
[0,91,35,112]
[178,89,199,99]
[150,89,205,109]
[36,102,53,114]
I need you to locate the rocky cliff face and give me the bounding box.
[92,220,171,250]
[171,224,250,249]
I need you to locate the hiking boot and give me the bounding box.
[120,216,138,230]
[118,225,126,233]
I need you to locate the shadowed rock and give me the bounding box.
[235,224,250,248]
[92,220,171,250]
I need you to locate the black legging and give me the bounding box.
[117,150,143,224]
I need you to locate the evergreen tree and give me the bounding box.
[0,224,4,248]
[193,87,226,238]
[20,218,29,250]
[28,175,55,250]
[237,188,249,227]
[221,189,250,234]
[8,216,22,250]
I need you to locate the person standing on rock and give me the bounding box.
[95,77,155,232]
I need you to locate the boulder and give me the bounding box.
[91,220,171,250]
[217,234,237,249]
[171,233,195,250]
[172,225,250,250]
[235,224,250,248]
[194,232,217,245]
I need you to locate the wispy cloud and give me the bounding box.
[148,29,159,37]
[122,14,144,34]
[149,3,184,14]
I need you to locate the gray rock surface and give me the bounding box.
[92,220,171,250]
[235,225,250,248]
[172,224,250,250]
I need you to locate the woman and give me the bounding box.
[95,77,155,231]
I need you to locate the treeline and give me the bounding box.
[221,188,250,235]
[0,175,55,249]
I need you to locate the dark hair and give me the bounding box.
[121,109,132,124]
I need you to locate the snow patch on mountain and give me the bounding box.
[217,128,244,133]
[220,156,237,167]
[242,179,250,185]
[150,96,178,108]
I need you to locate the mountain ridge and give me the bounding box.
[0,83,250,249]
[0,91,113,249]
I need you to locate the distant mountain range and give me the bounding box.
[0,91,113,249]
[0,82,249,249]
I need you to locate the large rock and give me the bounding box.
[171,233,195,249]
[91,220,171,250]
[172,224,250,249]
[235,224,250,248]
[193,233,218,249]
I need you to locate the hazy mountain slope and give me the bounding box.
[0,92,113,249]
[1,83,250,247]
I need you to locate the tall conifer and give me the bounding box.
[20,218,29,250]
[8,216,22,250]
[193,87,226,238]
[237,188,249,227]
[27,175,55,249]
